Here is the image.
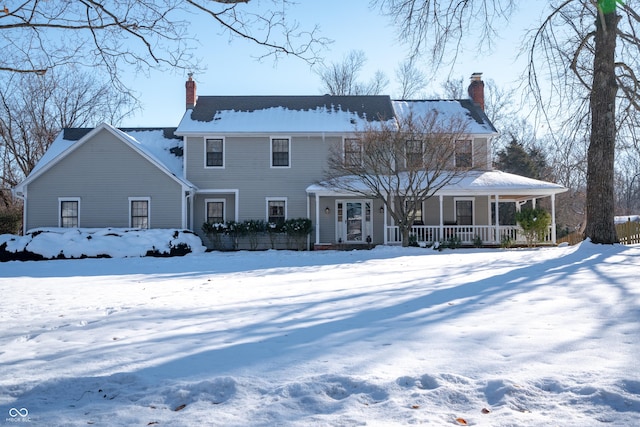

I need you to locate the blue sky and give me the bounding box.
[121,1,540,127]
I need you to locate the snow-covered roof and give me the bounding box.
[176,95,498,136]
[16,124,192,192]
[392,99,498,134]
[176,95,395,134]
[307,170,566,198]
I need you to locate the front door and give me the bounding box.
[337,199,372,243]
[346,202,363,241]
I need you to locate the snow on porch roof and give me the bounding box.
[306,170,567,198]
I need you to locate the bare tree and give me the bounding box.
[374,0,640,244]
[324,109,472,246]
[1,0,327,89]
[395,59,428,99]
[316,50,389,95]
[0,70,135,195]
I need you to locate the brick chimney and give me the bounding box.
[467,72,485,111]
[185,73,197,109]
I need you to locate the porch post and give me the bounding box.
[551,193,557,244]
[439,194,444,241]
[494,194,500,245]
[315,193,320,245]
[383,201,388,245]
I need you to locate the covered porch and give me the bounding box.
[307,170,567,248]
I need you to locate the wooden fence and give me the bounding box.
[556,220,640,246]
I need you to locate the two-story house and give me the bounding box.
[13,74,566,248]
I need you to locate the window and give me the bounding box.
[59,198,79,228]
[130,198,150,228]
[205,199,225,224]
[455,139,473,168]
[406,199,424,225]
[405,140,423,168]
[344,138,362,166]
[267,199,286,226]
[456,199,473,226]
[271,138,290,167]
[205,138,224,167]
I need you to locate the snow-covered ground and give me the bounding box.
[1,242,639,426]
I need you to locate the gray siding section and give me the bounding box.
[187,134,337,223]
[25,129,183,230]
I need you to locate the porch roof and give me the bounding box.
[306,170,567,200]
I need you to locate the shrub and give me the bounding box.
[283,218,313,250]
[516,207,551,247]
[0,210,22,235]
[473,235,483,248]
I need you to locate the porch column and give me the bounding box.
[315,193,320,245]
[494,194,500,244]
[439,194,444,241]
[551,193,557,244]
[383,201,388,245]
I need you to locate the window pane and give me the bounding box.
[60,201,78,228]
[455,140,472,168]
[406,140,423,168]
[456,200,473,225]
[344,139,362,166]
[268,200,285,225]
[207,201,224,224]
[272,138,289,167]
[131,200,149,229]
[206,139,223,167]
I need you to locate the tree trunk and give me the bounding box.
[584,10,619,244]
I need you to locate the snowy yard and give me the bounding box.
[1,242,639,426]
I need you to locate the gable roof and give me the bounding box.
[176,95,397,134]
[15,123,193,193]
[176,95,498,136]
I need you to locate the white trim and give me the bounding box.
[58,197,81,228]
[128,197,151,228]
[204,136,225,169]
[270,136,291,168]
[204,198,226,224]
[266,197,288,222]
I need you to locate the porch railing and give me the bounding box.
[385,225,554,246]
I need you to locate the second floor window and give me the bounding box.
[344,138,362,166]
[405,140,424,168]
[271,138,290,167]
[206,138,224,167]
[455,139,473,168]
